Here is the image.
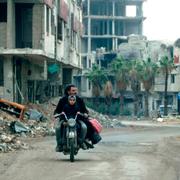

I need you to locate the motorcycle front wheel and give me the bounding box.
[69,139,75,162]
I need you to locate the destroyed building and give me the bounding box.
[80,0,146,96]
[0,0,83,103]
[79,0,180,114]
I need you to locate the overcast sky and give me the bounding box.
[143,0,180,42]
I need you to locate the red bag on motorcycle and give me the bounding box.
[89,118,102,133]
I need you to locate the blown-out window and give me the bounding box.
[46,6,50,35]
[171,74,175,84]
[126,5,136,17]
[57,18,63,40]
[0,3,7,22]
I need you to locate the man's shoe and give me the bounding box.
[85,140,94,149]
[55,146,63,152]
[80,143,87,150]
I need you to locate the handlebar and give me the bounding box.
[54,112,68,120]
[54,112,88,119]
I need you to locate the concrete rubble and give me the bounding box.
[0,99,56,153]
[88,108,125,128]
[118,35,148,60]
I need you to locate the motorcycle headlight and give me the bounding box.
[68,118,76,127]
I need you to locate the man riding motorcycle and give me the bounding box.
[54,84,93,152]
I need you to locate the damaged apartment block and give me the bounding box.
[80,0,146,96]
[0,0,83,103]
[83,0,145,52]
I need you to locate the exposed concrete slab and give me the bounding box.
[0,48,54,59]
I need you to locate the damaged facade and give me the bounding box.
[81,0,146,96]
[100,34,180,114]
[80,0,180,114]
[0,0,83,103]
[152,41,180,114]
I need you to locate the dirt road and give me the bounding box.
[1,127,180,180]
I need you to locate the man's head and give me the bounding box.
[64,84,77,96]
[68,95,76,105]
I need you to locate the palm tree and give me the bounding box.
[110,56,130,112]
[104,80,113,113]
[159,56,175,116]
[87,64,107,102]
[129,60,141,116]
[138,58,158,117]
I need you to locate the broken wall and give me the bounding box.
[118,35,147,60]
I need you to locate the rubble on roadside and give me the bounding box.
[0,99,56,153]
[88,107,180,128]
[88,108,125,128]
[155,115,180,125]
[0,116,55,153]
[0,115,29,153]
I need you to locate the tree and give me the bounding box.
[159,56,175,116]
[129,60,141,116]
[138,58,158,117]
[110,56,130,112]
[104,80,113,113]
[87,64,107,102]
[174,38,180,48]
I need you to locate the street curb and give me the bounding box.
[120,121,180,128]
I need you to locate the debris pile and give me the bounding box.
[88,108,124,128]
[0,114,29,152]
[0,99,56,153]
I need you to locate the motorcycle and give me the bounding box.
[54,112,86,162]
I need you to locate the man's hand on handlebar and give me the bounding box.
[76,112,89,118]
[84,113,89,118]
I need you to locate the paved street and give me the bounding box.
[1,126,180,180]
